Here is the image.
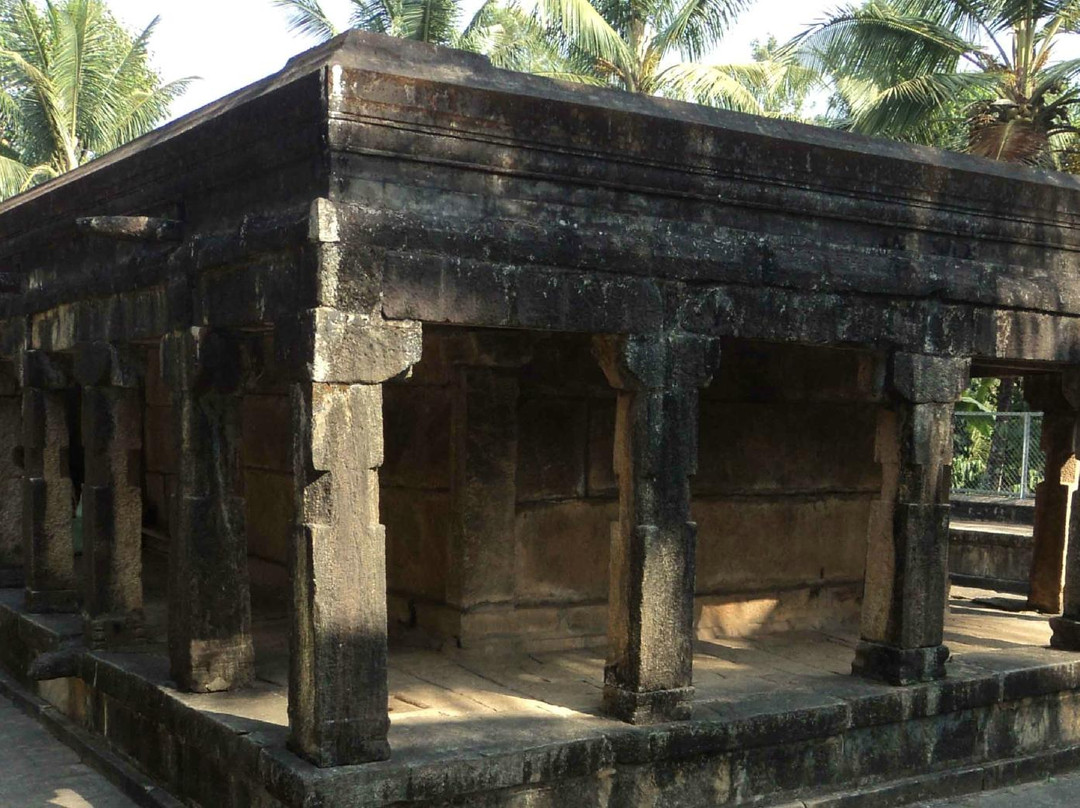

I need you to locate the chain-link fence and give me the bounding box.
[952,412,1045,499]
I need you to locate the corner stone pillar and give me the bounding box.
[21,350,78,613]
[0,363,23,588]
[76,344,144,648]
[1023,373,1080,614]
[282,307,421,767]
[854,352,970,685]
[163,329,254,692]
[593,332,719,724]
[447,335,532,646]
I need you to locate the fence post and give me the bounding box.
[1020,412,1032,500]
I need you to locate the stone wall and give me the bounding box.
[381,331,880,649]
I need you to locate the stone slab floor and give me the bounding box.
[119,568,1070,764]
[0,694,137,808]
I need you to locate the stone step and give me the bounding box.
[767,747,1080,807]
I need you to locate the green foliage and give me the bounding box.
[0,0,191,200]
[272,0,816,117]
[790,0,1080,168]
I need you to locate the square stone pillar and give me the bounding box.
[854,353,970,685]
[76,344,145,648]
[593,332,720,724]
[162,329,254,692]
[445,334,532,647]
[0,363,23,588]
[281,308,421,767]
[21,350,78,613]
[1023,373,1080,614]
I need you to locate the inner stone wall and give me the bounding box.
[694,343,882,638]
[382,331,881,650]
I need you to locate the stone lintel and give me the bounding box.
[851,641,949,685]
[602,685,694,725]
[276,308,421,384]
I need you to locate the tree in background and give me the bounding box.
[273,0,812,116]
[790,0,1080,168]
[0,0,191,200]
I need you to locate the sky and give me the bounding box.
[106,0,842,120]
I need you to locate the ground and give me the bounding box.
[919,770,1080,806]
[0,694,136,807]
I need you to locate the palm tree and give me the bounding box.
[791,0,1080,168]
[0,0,190,200]
[273,0,470,46]
[527,0,803,113]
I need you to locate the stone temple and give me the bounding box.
[2,30,1080,808]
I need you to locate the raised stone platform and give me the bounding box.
[949,520,1034,594]
[3,583,1079,807]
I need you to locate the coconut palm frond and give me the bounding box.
[529,0,636,88]
[272,0,338,42]
[849,70,1000,138]
[650,0,749,64]
[657,61,775,115]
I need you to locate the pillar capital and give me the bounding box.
[74,342,143,389]
[276,308,421,384]
[888,353,970,404]
[161,327,259,394]
[20,349,72,391]
[592,332,720,392]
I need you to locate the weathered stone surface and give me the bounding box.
[290,380,392,766]
[21,384,77,614]
[81,383,144,648]
[856,354,968,685]
[163,330,254,693]
[0,391,23,583]
[594,332,719,723]
[1024,374,1080,613]
[448,364,519,624]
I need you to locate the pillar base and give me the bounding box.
[0,566,23,588]
[24,588,79,614]
[851,641,949,685]
[83,613,145,650]
[288,734,391,769]
[174,638,255,693]
[602,684,694,724]
[1050,616,1080,650]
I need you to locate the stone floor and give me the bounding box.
[123,570,1061,764]
[0,695,138,808]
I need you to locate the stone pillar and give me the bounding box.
[854,353,969,685]
[592,332,719,724]
[76,343,144,648]
[282,308,421,767]
[0,363,23,588]
[1024,373,1080,614]
[446,334,531,646]
[21,350,78,613]
[163,329,254,692]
